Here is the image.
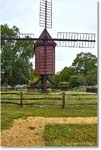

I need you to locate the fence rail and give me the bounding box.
[1,91,97,108]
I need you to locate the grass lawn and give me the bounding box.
[1,104,97,130]
[1,90,98,147]
[1,91,98,130]
[44,123,97,146]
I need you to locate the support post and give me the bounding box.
[47,76,57,87]
[20,91,23,107]
[41,75,47,92]
[62,92,65,108]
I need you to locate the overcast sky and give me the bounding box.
[0,0,97,72]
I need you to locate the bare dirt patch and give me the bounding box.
[1,117,97,146]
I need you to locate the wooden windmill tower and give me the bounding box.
[1,0,96,92]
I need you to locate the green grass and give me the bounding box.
[1,91,98,130]
[1,104,97,130]
[44,124,97,146]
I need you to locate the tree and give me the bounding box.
[69,75,86,88]
[72,52,97,76]
[50,72,61,86]
[59,67,74,82]
[1,24,34,86]
[86,68,97,85]
[29,70,39,84]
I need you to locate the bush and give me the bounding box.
[59,82,69,87]
[69,75,86,88]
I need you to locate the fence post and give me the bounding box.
[20,91,23,107]
[62,92,65,108]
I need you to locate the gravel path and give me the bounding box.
[1,117,97,147]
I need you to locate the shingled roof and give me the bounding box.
[35,28,56,47]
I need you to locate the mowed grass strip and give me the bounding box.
[1,104,97,130]
[44,123,97,146]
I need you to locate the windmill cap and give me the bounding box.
[35,28,56,47]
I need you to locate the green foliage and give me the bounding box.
[51,67,74,86]
[86,69,97,86]
[50,72,61,86]
[59,67,74,82]
[54,52,97,87]
[69,75,86,88]
[44,124,97,146]
[51,52,97,87]
[59,81,69,87]
[29,70,39,84]
[72,52,97,75]
[71,52,97,86]
[1,24,34,86]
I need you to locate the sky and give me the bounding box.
[0,0,97,73]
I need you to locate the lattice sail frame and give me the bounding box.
[57,32,96,48]
[1,32,96,49]
[39,0,52,29]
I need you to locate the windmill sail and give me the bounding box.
[1,32,96,49]
[39,0,52,29]
[1,33,34,40]
[57,32,96,48]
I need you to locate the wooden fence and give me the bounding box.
[1,91,97,108]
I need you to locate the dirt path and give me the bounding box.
[1,117,97,146]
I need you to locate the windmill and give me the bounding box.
[1,0,96,92]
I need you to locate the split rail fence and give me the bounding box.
[1,91,97,108]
